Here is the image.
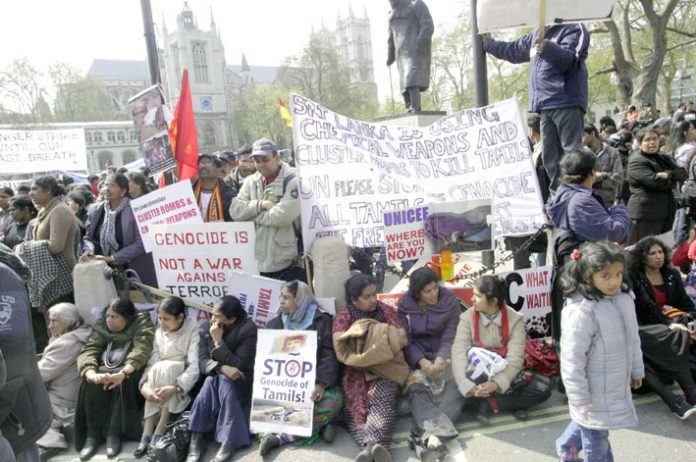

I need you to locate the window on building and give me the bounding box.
[117,131,125,143]
[357,36,365,60]
[130,130,138,141]
[94,132,103,144]
[192,42,209,83]
[121,150,137,165]
[107,131,115,143]
[97,151,114,171]
[203,122,216,147]
[85,132,92,144]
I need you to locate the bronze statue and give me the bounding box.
[387,0,434,113]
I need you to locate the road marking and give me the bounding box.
[391,394,662,449]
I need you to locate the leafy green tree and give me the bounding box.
[50,63,116,122]
[0,58,49,123]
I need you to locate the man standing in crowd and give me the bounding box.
[0,187,14,240]
[218,151,235,180]
[483,23,590,192]
[192,153,235,222]
[223,145,257,197]
[583,124,624,206]
[229,138,304,282]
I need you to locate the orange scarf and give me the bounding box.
[194,181,224,222]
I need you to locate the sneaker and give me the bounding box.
[476,401,493,426]
[321,423,336,444]
[669,397,696,420]
[513,409,529,421]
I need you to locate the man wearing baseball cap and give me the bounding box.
[192,153,235,222]
[229,138,304,281]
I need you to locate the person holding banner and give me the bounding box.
[193,154,235,223]
[482,23,590,191]
[186,296,257,462]
[258,280,342,456]
[333,274,409,462]
[397,268,462,460]
[229,138,305,282]
[82,173,157,287]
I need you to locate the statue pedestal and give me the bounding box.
[375,111,447,128]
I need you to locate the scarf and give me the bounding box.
[473,307,510,358]
[194,180,224,222]
[99,198,129,257]
[281,281,318,330]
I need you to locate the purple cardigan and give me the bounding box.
[85,199,157,287]
[397,286,461,368]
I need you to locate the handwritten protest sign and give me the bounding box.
[130,181,203,252]
[383,205,432,264]
[151,222,257,304]
[477,0,616,34]
[291,94,545,251]
[0,129,87,173]
[228,272,283,328]
[250,330,317,437]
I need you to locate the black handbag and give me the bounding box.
[147,412,191,462]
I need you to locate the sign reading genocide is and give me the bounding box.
[150,222,257,304]
[0,129,87,174]
[250,330,317,437]
[130,180,203,253]
[290,94,545,251]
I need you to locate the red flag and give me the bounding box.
[168,69,199,180]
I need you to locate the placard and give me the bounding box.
[151,222,257,304]
[228,272,283,328]
[250,329,317,437]
[0,129,87,173]
[383,205,433,264]
[129,85,176,175]
[130,180,203,252]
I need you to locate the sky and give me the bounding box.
[1,0,467,103]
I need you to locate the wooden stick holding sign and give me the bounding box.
[538,0,546,40]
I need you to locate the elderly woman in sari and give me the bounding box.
[134,296,200,458]
[258,280,342,456]
[36,303,91,461]
[75,298,155,461]
[397,268,461,461]
[333,273,409,462]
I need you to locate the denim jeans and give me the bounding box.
[556,420,613,462]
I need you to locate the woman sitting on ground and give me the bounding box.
[134,296,200,458]
[186,296,257,462]
[258,280,343,456]
[36,303,91,461]
[333,273,409,462]
[397,267,462,461]
[75,298,155,461]
[450,275,551,426]
[629,237,696,419]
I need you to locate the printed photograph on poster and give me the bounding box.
[425,200,492,253]
[383,205,432,264]
[250,330,317,437]
[129,85,176,175]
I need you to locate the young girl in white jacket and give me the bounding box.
[556,241,644,462]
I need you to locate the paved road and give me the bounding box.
[49,387,696,462]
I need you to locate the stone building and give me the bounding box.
[336,6,378,99]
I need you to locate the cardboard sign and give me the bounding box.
[130,181,203,252]
[0,129,87,173]
[129,85,176,175]
[383,205,433,264]
[291,94,545,251]
[477,0,617,34]
[250,329,317,437]
[228,272,283,328]
[151,222,257,304]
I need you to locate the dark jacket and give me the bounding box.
[267,310,340,388]
[193,178,236,222]
[630,266,696,326]
[85,200,157,286]
[547,183,630,243]
[198,315,257,381]
[77,312,155,376]
[397,286,461,368]
[483,24,589,113]
[0,263,52,454]
[627,151,687,221]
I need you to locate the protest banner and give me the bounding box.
[250,329,317,437]
[0,129,87,174]
[228,272,283,328]
[291,94,545,251]
[383,205,433,264]
[476,0,617,34]
[129,85,176,175]
[130,181,203,252]
[150,222,257,304]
